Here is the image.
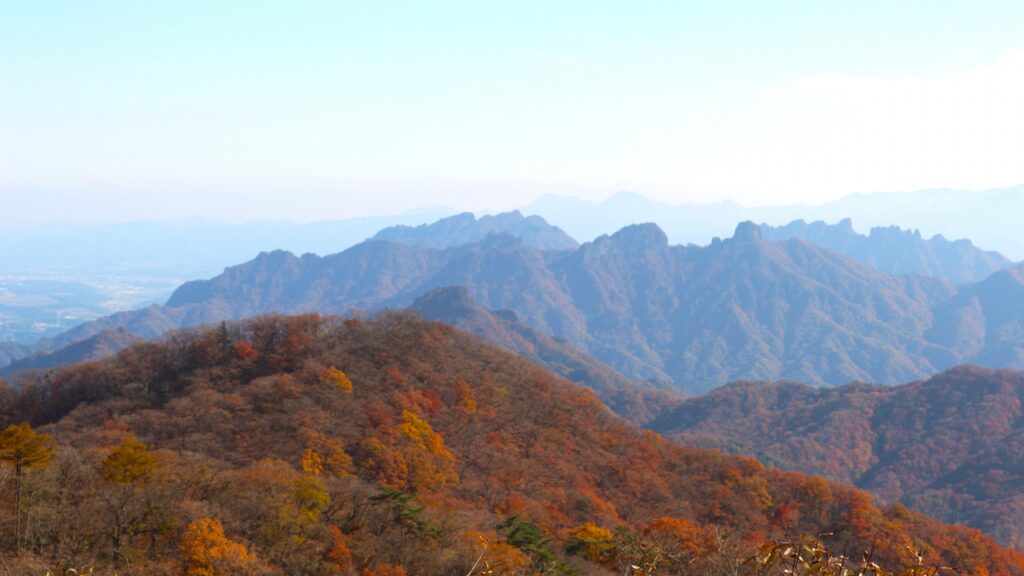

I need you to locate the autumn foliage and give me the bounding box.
[0,313,1019,575]
[181,517,262,575]
[650,368,1024,548]
[325,366,354,392]
[102,434,158,484]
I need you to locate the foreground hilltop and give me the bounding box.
[649,366,1024,548]
[1,314,1020,574]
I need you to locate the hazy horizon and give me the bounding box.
[4,184,1024,231]
[3,1,1024,227]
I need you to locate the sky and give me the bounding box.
[2,0,1023,226]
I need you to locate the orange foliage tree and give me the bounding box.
[361,562,407,576]
[181,517,260,576]
[643,516,715,563]
[323,526,353,572]
[325,366,354,393]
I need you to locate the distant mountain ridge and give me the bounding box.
[0,328,140,377]
[35,220,1024,392]
[647,365,1024,548]
[0,342,29,368]
[7,185,1020,280]
[760,219,1012,283]
[372,210,578,251]
[523,185,1024,260]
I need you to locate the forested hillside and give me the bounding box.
[0,315,1019,574]
[649,366,1024,547]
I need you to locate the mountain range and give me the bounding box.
[20,218,1024,393]
[648,365,1024,548]
[6,186,1022,282]
[5,187,1019,352]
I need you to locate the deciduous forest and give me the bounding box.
[0,314,1019,575]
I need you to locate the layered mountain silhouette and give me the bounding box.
[372,210,578,251]
[33,221,1024,393]
[760,219,1012,283]
[648,365,1024,548]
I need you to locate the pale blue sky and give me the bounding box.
[2,1,1023,225]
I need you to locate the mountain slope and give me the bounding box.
[0,341,29,368]
[927,265,1024,368]
[0,327,141,377]
[372,210,578,251]
[409,285,683,423]
[648,365,1024,548]
[760,219,1012,283]
[43,221,1024,392]
[3,314,1020,574]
